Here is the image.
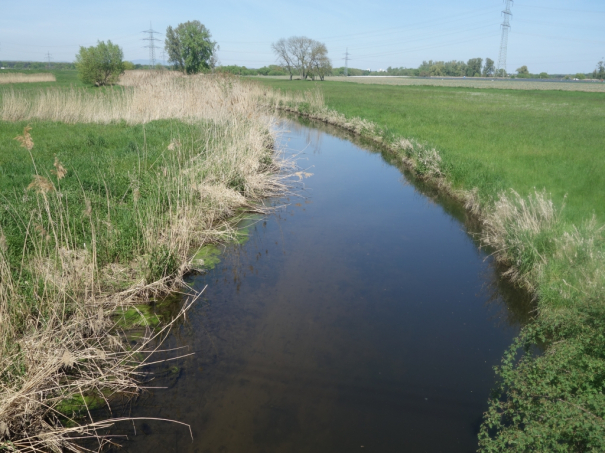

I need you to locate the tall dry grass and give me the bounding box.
[0,73,284,451]
[1,71,263,124]
[0,73,56,84]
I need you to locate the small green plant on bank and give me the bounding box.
[479,307,605,452]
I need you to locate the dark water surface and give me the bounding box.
[111,118,531,453]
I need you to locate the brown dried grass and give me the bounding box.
[1,71,266,124]
[0,73,56,85]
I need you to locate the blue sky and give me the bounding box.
[1,0,603,74]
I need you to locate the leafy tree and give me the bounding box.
[165,21,217,74]
[539,72,548,79]
[123,61,135,70]
[466,57,483,77]
[593,59,605,79]
[516,65,530,78]
[575,73,586,80]
[483,58,495,77]
[75,40,124,86]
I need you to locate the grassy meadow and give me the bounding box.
[257,79,605,225]
[0,71,281,450]
[257,78,605,451]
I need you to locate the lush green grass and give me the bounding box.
[0,119,200,286]
[0,69,85,91]
[256,79,605,225]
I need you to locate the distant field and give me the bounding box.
[0,72,56,84]
[256,78,605,224]
[261,75,605,93]
[0,69,84,92]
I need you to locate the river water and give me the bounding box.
[108,118,531,453]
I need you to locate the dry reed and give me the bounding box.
[0,73,285,451]
[0,73,56,85]
[2,71,264,124]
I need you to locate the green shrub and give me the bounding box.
[75,40,124,86]
[479,307,605,452]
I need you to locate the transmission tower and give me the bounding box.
[142,23,161,68]
[46,51,52,69]
[344,48,350,77]
[497,0,513,76]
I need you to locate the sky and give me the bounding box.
[1,0,603,74]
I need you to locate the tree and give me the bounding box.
[516,65,530,78]
[592,60,604,79]
[165,21,217,74]
[483,58,495,77]
[271,38,296,80]
[75,40,124,86]
[466,58,483,77]
[271,36,331,81]
[308,41,331,80]
[539,72,548,79]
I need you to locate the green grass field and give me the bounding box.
[256,79,605,225]
[0,119,199,273]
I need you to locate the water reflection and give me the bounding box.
[103,117,531,453]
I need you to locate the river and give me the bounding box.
[105,117,531,453]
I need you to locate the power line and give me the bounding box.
[497,0,513,75]
[142,22,161,68]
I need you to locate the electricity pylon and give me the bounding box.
[497,0,513,76]
[143,23,161,68]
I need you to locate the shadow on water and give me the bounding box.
[96,116,533,453]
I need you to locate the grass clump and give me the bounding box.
[0,73,283,450]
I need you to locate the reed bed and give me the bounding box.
[0,73,284,451]
[0,73,56,85]
[1,71,262,124]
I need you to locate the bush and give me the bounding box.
[75,40,124,86]
[479,307,605,452]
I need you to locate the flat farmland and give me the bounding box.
[261,75,605,92]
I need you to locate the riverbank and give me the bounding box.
[0,72,283,450]
[257,79,605,451]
